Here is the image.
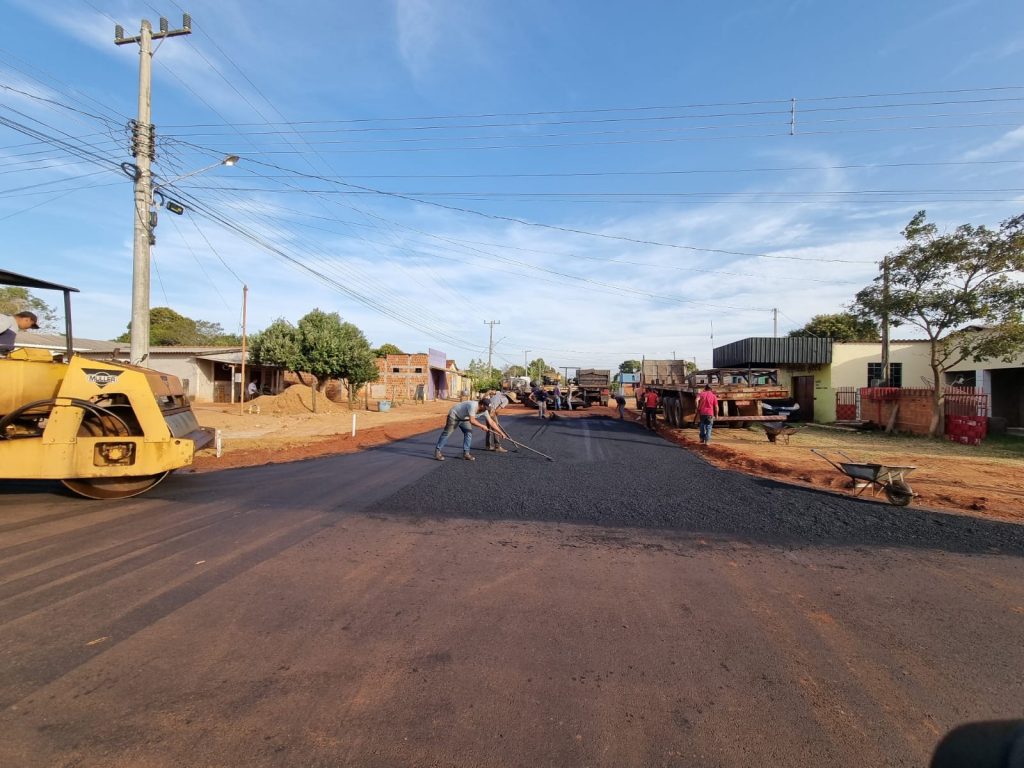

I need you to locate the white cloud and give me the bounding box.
[960,125,1024,162]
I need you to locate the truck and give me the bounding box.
[638,361,791,429]
[576,368,611,407]
[0,270,215,499]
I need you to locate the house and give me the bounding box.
[13,332,284,403]
[372,348,458,402]
[712,336,996,424]
[943,328,1024,428]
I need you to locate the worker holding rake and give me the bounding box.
[434,397,508,462]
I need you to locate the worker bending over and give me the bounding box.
[434,397,509,461]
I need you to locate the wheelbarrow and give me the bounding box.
[810,449,917,506]
[762,422,804,444]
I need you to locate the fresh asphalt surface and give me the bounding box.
[1,414,1023,767]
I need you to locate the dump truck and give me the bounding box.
[576,368,611,406]
[639,363,791,429]
[0,270,214,499]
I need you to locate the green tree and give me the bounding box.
[788,312,880,342]
[249,318,300,371]
[467,359,501,393]
[336,321,379,407]
[374,342,403,357]
[618,359,641,374]
[527,357,556,382]
[854,210,1024,436]
[503,364,526,377]
[0,287,59,330]
[115,307,239,346]
[294,309,348,412]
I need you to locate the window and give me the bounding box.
[867,362,902,387]
[415,367,423,373]
[392,367,400,373]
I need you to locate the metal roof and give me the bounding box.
[0,269,79,293]
[13,332,119,352]
[713,337,833,367]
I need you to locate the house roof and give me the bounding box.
[149,346,243,356]
[14,332,120,353]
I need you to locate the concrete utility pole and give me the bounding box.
[239,284,248,415]
[880,255,890,385]
[773,308,778,338]
[115,15,192,365]
[484,320,500,372]
[524,350,531,381]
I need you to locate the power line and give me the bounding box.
[241,157,877,264]
[159,84,1024,127]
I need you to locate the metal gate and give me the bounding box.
[835,387,858,421]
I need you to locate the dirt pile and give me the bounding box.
[249,385,345,416]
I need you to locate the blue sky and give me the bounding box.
[2,0,1023,371]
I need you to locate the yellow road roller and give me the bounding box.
[1,270,214,499]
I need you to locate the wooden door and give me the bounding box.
[792,375,815,422]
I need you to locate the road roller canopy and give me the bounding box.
[0,270,79,293]
[1,270,79,361]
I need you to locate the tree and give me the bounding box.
[0,287,59,330]
[336,321,379,407]
[374,342,403,357]
[854,210,1024,436]
[503,364,526,377]
[527,357,555,382]
[788,313,880,342]
[618,359,641,374]
[249,318,300,371]
[467,359,501,393]
[294,309,348,412]
[115,307,240,346]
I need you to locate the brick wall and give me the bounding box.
[375,354,431,401]
[859,388,934,434]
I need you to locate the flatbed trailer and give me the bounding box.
[641,367,792,428]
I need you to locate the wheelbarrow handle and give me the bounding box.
[810,447,846,472]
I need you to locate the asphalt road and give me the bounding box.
[1,414,1023,767]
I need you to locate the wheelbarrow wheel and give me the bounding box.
[884,480,914,506]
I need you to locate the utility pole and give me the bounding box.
[239,284,248,415]
[880,255,890,386]
[484,320,500,372]
[524,350,531,381]
[115,14,192,365]
[773,307,778,338]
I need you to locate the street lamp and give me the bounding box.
[129,154,238,364]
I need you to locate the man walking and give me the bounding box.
[434,397,507,461]
[483,390,510,452]
[642,388,659,430]
[552,384,562,411]
[696,384,719,444]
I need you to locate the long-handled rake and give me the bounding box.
[503,436,555,461]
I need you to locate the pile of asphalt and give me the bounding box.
[372,417,1024,555]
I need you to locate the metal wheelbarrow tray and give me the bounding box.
[811,448,917,506]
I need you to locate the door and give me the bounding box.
[792,375,815,422]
